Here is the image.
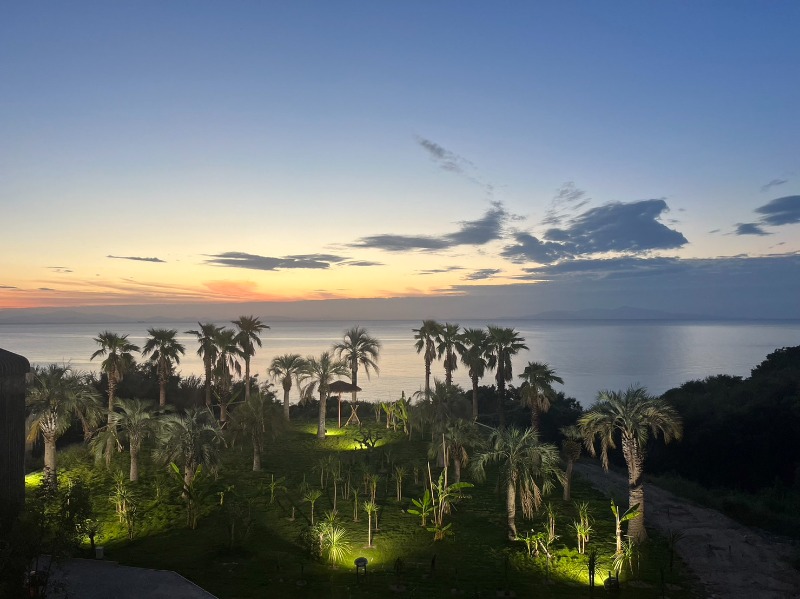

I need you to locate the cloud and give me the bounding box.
[503,199,687,264]
[418,266,465,275]
[0,285,19,289]
[464,268,502,281]
[107,255,166,263]
[415,136,475,174]
[761,179,787,193]
[38,287,55,291]
[543,182,592,226]
[352,202,508,252]
[754,195,800,226]
[343,260,384,267]
[47,266,73,273]
[205,252,355,271]
[734,223,771,236]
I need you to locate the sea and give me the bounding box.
[2,319,799,407]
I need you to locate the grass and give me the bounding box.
[29,419,699,598]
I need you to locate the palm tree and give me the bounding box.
[112,398,157,482]
[211,327,243,423]
[333,325,381,409]
[154,407,223,490]
[228,391,281,471]
[269,353,307,421]
[471,426,562,539]
[413,320,442,401]
[26,365,102,484]
[142,328,185,407]
[91,331,140,459]
[559,425,582,501]
[436,322,463,387]
[579,386,683,543]
[232,315,269,402]
[518,361,564,431]
[185,323,223,408]
[458,327,491,420]
[302,351,349,439]
[486,326,528,428]
[431,419,482,483]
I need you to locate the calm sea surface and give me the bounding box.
[2,320,799,406]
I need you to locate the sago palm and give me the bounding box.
[579,386,682,543]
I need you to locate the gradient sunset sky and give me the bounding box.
[2,2,799,319]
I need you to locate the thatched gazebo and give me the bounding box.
[329,380,362,428]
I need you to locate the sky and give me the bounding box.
[2,2,799,320]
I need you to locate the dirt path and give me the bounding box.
[574,461,800,598]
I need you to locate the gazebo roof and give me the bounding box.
[329,380,362,393]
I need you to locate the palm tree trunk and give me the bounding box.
[244,357,251,402]
[220,401,229,424]
[453,457,462,484]
[623,435,648,543]
[317,391,327,438]
[425,358,431,401]
[471,375,479,421]
[531,405,540,431]
[253,441,261,471]
[563,459,573,501]
[43,435,57,484]
[106,375,118,461]
[130,441,140,482]
[204,358,212,408]
[159,359,168,407]
[497,375,506,428]
[506,480,517,539]
[283,382,291,421]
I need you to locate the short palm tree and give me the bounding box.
[112,397,158,482]
[471,426,562,539]
[228,391,281,471]
[413,320,442,401]
[333,325,381,408]
[269,353,307,421]
[431,418,482,483]
[436,322,463,387]
[518,361,563,431]
[185,322,223,408]
[154,407,223,490]
[579,386,683,543]
[142,328,185,407]
[458,327,491,420]
[559,425,582,501]
[26,365,102,484]
[302,351,350,438]
[232,315,270,402]
[486,326,528,428]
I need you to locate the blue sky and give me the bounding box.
[1,2,799,319]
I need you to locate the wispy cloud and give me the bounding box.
[107,255,166,263]
[754,195,800,226]
[418,266,465,275]
[0,285,19,289]
[352,202,508,252]
[205,252,351,271]
[343,260,384,267]
[503,199,687,264]
[38,287,55,291]
[415,136,475,175]
[760,178,788,193]
[734,222,771,236]
[542,182,592,226]
[47,266,73,273]
[464,268,502,281]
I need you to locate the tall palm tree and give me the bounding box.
[486,326,528,428]
[518,361,564,431]
[471,426,562,539]
[91,331,140,459]
[154,407,223,490]
[232,315,270,402]
[302,351,349,439]
[112,398,158,482]
[185,323,223,408]
[579,386,683,543]
[458,327,491,421]
[142,328,186,407]
[228,391,282,471]
[436,322,463,387]
[333,326,381,408]
[269,353,307,421]
[26,365,102,484]
[413,320,442,401]
[212,327,243,423]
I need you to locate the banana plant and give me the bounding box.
[610,498,640,554]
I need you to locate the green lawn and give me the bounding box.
[34,420,700,598]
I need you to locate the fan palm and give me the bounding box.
[302,351,349,438]
[142,328,185,407]
[154,407,223,490]
[185,322,223,408]
[458,327,491,420]
[269,353,307,421]
[212,327,243,423]
[436,322,463,387]
[112,398,158,482]
[471,426,562,539]
[26,365,102,484]
[413,320,442,401]
[232,315,269,402]
[228,391,282,471]
[486,326,528,428]
[333,325,381,408]
[559,425,582,501]
[579,386,683,542]
[519,361,564,431]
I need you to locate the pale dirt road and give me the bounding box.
[575,461,800,598]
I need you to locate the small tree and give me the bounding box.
[610,498,640,555]
[407,489,433,527]
[303,489,322,525]
[393,465,407,501]
[363,500,378,547]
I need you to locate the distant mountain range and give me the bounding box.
[519,306,712,320]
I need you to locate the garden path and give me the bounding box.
[575,461,800,598]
